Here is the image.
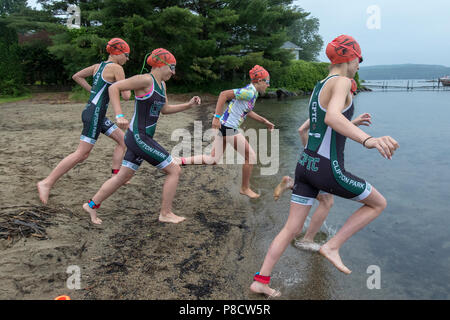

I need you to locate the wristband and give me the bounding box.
[363,136,373,148]
[115,114,124,119]
[214,114,221,119]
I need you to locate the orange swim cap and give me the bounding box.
[326,35,363,65]
[249,65,269,82]
[147,48,176,68]
[54,295,71,300]
[106,38,130,56]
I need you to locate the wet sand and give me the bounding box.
[0,93,263,300]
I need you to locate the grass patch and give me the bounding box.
[0,94,32,104]
[69,87,90,103]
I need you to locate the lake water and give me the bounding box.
[244,89,450,300]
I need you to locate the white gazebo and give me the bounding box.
[281,41,302,60]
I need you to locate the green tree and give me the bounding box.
[12,0,324,92]
[0,6,66,89]
[0,19,24,96]
[0,0,28,15]
[287,7,323,61]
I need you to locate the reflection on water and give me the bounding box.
[246,91,450,299]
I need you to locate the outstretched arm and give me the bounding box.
[161,85,201,114]
[351,113,372,127]
[72,64,98,92]
[247,111,274,131]
[298,113,369,148]
[325,77,399,159]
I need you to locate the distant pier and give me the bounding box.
[363,79,450,91]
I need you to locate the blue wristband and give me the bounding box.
[214,114,221,119]
[115,114,124,119]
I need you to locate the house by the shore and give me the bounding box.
[281,41,302,60]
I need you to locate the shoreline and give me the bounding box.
[0,98,262,299]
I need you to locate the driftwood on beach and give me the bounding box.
[0,205,63,240]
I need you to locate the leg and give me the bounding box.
[250,202,312,297]
[38,141,94,204]
[82,166,135,224]
[182,134,227,165]
[107,128,126,172]
[319,187,387,274]
[273,176,294,201]
[107,128,132,184]
[232,133,259,199]
[302,193,334,242]
[159,162,185,224]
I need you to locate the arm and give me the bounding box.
[211,90,236,129]
[247,111,274,131]
[111,64,131,101]
[325,77,399,159]
[298,119,310,147]
[325,77,372,144]
[352,113,372,127]
[108,74,152,130]
[72,64,98,92]
[161,83,201,114]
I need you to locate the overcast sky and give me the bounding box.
[27,0,450,67]
[294,0,450,66]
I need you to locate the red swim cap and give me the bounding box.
[326,35,363,65]
[249,65,269,82]
[106,38,130,56]
[147,48,176,67]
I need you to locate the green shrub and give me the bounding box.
[277,60,329,93]
[0,80,29,97]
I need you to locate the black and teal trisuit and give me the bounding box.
[122,74,173,171]
[80,61,118,144]
[291,75,372,206]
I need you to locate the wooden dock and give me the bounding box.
[363,79,450,91]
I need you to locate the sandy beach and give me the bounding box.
[0,93,263,300]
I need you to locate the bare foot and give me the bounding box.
[273,176,294,201]
[294,239,321,252]
[159,212,186,224]
[240,188,260,199]
[37,181,51,204]
[82,203,103,225]
[319,244,351,274]
[250,281,281,298]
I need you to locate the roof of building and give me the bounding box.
[281,41,302,50]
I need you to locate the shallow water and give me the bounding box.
[245,90,450,299]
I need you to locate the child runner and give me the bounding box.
[37,38,131,204]
[273,80,371,251]
[180,65,274,199]
[250,35,399,298]
[82,48,201,225]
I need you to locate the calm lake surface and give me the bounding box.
[245,89,450,299]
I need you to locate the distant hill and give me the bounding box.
[358,64,450,80]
